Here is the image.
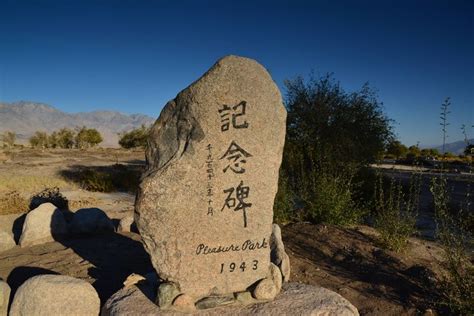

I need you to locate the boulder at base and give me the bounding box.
[102,282,359,315]
[135,55,287,301]
[9,274,100,316]
[19,203,67,247]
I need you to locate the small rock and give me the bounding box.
[0,280,10,316]
[9,274,100,316]
[123,273,145,288]
[280,252,291,282]
[117,215,135,232]
[172,294,196,312]
[253,277,278,300]
[235,291,255,305]
[0,231,16,252]
[157,282,180,309]
[269,263,283,291]
[195,295,235,310]
[70,208,114,234]
[19,203,67,247]
[270,224,285,266]
[271,223,291,282]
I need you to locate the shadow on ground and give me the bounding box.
[54,232,153,303]
[58,162,145,193]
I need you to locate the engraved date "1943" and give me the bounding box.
[219,260,258,273]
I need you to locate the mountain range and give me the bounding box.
[431,139,474,155]
[0,101,155,147]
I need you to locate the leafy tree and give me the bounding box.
[75,127,103,149]
[56,128,75,149]
[421,148,440,158]
[118,125,150,149]
[48,131,59,148]
[285,74,393,170]
[275,73,394,225]
[1,131,16,147]
[386,140,407,159]
[29,131,49,148]
[406,145,421,159]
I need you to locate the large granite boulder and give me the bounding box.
[102,282,359,315]
[19,203,67,247]
[9,274,100,316]
[0,280,10,316]
[135,55,287,303]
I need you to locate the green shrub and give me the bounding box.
[273,172,294,224]
[431,176,474,315]
[373,172,420,252]
[299,168,364,226]
[75,127,103,149]
[79,169,115,192]
[118,125,150,149]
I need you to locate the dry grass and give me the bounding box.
[0,191,29,215]
[0,174,75,194]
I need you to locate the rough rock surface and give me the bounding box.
[0,231,16,252]
[270,223,291,282]
[135,55,287,299]
[0,280,10,316]
[117,215,136,232]
[19,203,67,247]
[102,282,359,315]
[9,274,100,316]
[252,278,278,300]
[70,207,115,234]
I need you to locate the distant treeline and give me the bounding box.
[385,140,473,160]
[29,127,103,149]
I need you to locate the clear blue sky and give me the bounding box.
[1,0,472,146]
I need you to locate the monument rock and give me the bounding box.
[135,55,287,304]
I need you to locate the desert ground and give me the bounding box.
[0,148,456,315]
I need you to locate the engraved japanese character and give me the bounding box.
[219,141,252,174]
[218,101,249,131]
[221,180,252,227]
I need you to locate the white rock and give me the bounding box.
[0,231,16,252]
[9,274,100,316]
[19,203,67,247]
[0,280,10,316]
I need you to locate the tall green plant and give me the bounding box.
[429,98,473,314]
[374,172,420,252]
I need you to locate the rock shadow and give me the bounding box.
[53,223,153,304]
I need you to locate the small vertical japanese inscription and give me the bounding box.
[205,144,215,216]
